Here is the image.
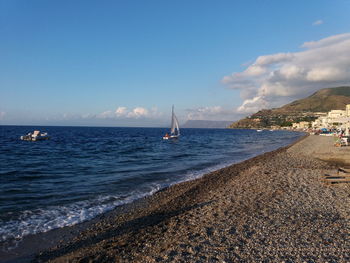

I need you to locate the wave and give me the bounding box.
[0,127,303,246]
[0,184,162,244]
[0,157,247,244]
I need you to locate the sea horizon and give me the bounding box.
[0,124,235,129]
[0,126,303,246]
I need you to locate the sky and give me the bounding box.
[1,0,350,126]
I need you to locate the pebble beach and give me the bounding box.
[4,135,350,262]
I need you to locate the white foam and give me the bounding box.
[1,133,301,245]
[0,184,162,244]
[0,157,254,245]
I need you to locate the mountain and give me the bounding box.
[229,86,350,129]
[277,86,350,112]
[182,120,234,129]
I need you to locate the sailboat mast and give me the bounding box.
[170,105,175,135]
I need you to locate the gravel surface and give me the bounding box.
[34,135,350,262]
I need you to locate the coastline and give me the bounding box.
[3,134,350,262]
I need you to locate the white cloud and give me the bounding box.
[98,110,115,119]
[186,106,238,121]
[301,33,350,49]
[222,33,350,113]
[306,67,346,82]
[237,97,267,113]
[115,107,128,117]
[244,64,267,76]
[97,106,160,119]
[81,113,96,119]
[255,53,294,66]
[127,107,149,118]
[0,111,6,120]
[62,113,81,120]
[312,20,323,26]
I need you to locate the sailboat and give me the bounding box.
[163,105,180,140]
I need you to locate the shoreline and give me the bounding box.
[3,134,350,262]
[0,134,306,263]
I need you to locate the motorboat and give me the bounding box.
[21,130,50,141]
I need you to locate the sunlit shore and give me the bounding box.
[23,135,350,262]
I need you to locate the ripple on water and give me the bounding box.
[0,126,303,243]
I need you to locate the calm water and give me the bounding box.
[0,126,302,243]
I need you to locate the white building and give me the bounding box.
[328,109,346,119]
[311,104,350,129]
[312,116,328,128]
[346,104,350,117]
[292,121,310,129]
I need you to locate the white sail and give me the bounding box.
[170,106,180,136]
[173,114,180,135]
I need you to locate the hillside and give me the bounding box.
[278,86,350,112]
[229,86,350,128]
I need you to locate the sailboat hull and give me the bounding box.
[162,135,179,140]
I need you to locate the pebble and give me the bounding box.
[34,136,350,262]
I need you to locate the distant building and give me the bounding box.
[346,104,350,117]
[328,109,346,119]
[312,117,328,129]
[313,112,328,117]
[292,121,309,129]
[311,104,350,129]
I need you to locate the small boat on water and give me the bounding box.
[256,129,263,132]
[20,130,50,141]
[163,106,180,140]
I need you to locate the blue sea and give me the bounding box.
[0,126,303,243]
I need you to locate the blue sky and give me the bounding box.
[1,0,350,126]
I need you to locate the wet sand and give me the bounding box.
[3,135,350,262]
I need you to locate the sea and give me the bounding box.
[0,126,303,244]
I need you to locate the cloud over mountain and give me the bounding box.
[222,33,350,113]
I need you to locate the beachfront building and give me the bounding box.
[292,121,310,129]
[314,112,328,117]
[311,116,328,129]
[311,104,350,129]
[346,122,350,136]
[327,109,346,119]
[346,104,350,117]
